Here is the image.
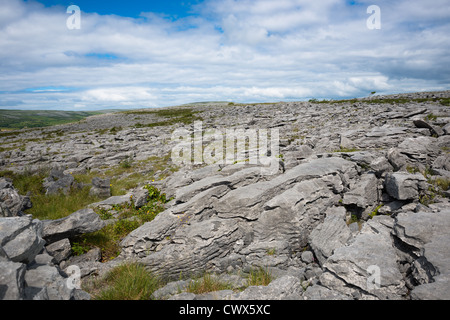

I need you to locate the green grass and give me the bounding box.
[0,110,101,130]
[185,273,234,294]
[333,147,360,153]
[31,186,103,220]
[90,263,161,300]
[0,169,104,220]
[247,267,273,287]
[73,184,169,261]
[123,107,203,127]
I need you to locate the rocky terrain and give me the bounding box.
[1,90,449,300]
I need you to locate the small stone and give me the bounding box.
[301,251,314,264]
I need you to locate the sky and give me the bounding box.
[0,0,450,110]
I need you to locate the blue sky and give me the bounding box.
[35,0,204,18]
[1,0,450,110]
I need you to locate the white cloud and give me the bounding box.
[0,0,449,110]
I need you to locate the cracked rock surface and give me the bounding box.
[1,90,450,299]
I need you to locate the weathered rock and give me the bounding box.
[24,264,74,300]
[308,207,351,266]
[0,216,45,264]
[370,156,393,178]
[43,168,75,195]
[0,257,26,300]
[303,284,352,300]
[385,172,427,200]
[89,177,111,198]
[45,238,72,264]
[1,90,449,300]
[301,251,314,264]
[321,216,406,300]
[89,194,132,209]
[413,119,444,137]
[120,157,357,279]
[443,122,450,135]
[132,187,149,208]
[227,275,303,300]
[0,202,12,218]
[397,137,440,169]
[342,173,378,219]
[0,178,32,217]
[216,157,356,221]
[42,208,106,244]
[393,210,450,299]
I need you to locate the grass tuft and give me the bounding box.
[185,273,233,294]
[247,267,273,287]
[91,263,161,300]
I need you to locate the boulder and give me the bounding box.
[45,238,72,264]
[0,178,32,217]
[397,137,440,168]
[321,216,406,299]
[393,210,450,300]
[370,156,393,178]
[43,168,75,195]
[413,119,444,137]
[443,122,450,135]
[0,216,45,264]
[89,177,110,198]
[0,216,92,300]
[0,257,26,300]
[308,207,352,266]
[131,187,149,208]
[89,194,132,209]
[384,172,427,200]
[24,264,74,300]
[42,208,106,244]
[342,173,379,219]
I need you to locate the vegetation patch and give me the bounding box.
[0,110,101,130]
[185,273,234,294]
[246,267,273,287]
[124,107,203,127]
[89,262,161,300]
[0,169,103,220]
[73,184,169,261]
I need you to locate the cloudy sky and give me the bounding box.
[1,0,449,110]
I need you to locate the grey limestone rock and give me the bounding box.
[0,216,45,264]
[385,172,427,200]
[89,177,111,198]
[0,178,32,217]
[42,208,106,244]
[308,207,352,266]
[43,168,75,195]
[227,275,303,300]
[321,216,406,300]
[393,210,450,300]
[0,257,26,300]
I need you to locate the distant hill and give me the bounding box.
[0,109,118,130]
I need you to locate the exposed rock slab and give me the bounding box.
[393,210,450,300]
[42,208,106,244]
